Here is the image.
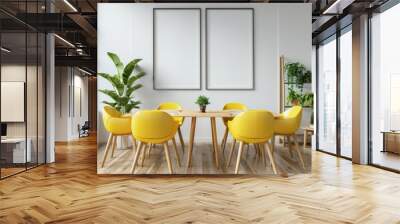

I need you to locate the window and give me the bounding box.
[317,36,337,154]
[370,3,400,171]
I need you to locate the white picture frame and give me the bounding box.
[206,8,254,90]
[153,8,202,90]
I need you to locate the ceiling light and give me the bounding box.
[323,0,343,14]
[54,34,75,48]
[1,47,11,53]
[78,67,92,76]
[63,0,78,12]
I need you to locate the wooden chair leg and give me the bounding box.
[172,138,181,167]
[271,135,275,153]
[303,131,307,149]
[258,144,266,166]
[163,143,173,174]
[130,135,137,150]
[265,142,278,175]
[131,142,144,174]
[177,127,185,153]
[226,139,236,168]
[221,127,229,154]
[141,144,150,167]
[235,141,244,174]
[287,136,294,158]
[111,136,117,158]
[101,134,113,168]
[293,134,306,170]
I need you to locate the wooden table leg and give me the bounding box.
[210,117,220,169]
[303,130,307,149]
[187,117,197,168]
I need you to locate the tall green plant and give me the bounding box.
[98,52,145,114]
[285,62,311,83]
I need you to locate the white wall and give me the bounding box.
[55,67,89,141]
[97,3,311,144]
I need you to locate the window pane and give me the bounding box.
[318,37,337,154]
[371,3,400,171]
[340,29,352,158]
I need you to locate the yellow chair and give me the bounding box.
[273,106,305,169]
[220,103,248,153]
[157,102,185,152]
[130,110,181,174]
[101,106,135,168]
[226,110,277,174]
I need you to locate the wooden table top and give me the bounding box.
[162,110,243,118]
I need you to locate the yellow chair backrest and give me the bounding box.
[102,106,131,135]
[229,110,274,143]
[131,110,178,143]
[274,106,303,134]
[223,102,248,111]
[222,102,248,125]
[157,102,184,125]
[157,102,182,110]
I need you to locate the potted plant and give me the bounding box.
[285,62,311,84]
[300,92,314,107]
[287,88,302,106]
[195,95,210,112]
[98,52,145,114]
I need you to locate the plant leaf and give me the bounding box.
[125,84,143,97]
[99,89,121,102]
[122,59,142,84]
[107,52,124,76]
[127,71,145,87]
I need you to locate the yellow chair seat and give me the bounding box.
[274,106,302,135]
[132,110,178,144]
[103,106,132,135]
[227,110,274,143]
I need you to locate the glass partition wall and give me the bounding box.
[0,5,46,179]
[370,3,400,171]
[316,26,352,159]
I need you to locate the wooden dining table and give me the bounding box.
[163,110,243,169]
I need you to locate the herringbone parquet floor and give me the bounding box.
[1,135,400,223]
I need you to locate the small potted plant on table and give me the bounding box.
[195,95,210,113]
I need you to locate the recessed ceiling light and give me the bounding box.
[63,0,78,12]
[54,34,75,48]
[78,67,92,76]
[1,47,11,53]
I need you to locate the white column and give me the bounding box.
[352,14,369,164]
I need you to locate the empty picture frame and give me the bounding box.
[153,8,201,90]
[206,8,254,90]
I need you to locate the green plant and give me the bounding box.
[98,52,145,114]
[287,88,302,105]
[285,62,311,84]
[195,95,210,106]
[301,92,314,107]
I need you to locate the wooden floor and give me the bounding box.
[98,138,311,175]
[1,135,400,223]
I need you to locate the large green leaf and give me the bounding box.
[98,72,124,95]
[125,100,141,113]
[127,71,145,87]
[102,101,117,108]
[107,52,124,76]
[99,89,121,103]
[125,84,143,97]
[122,59,142,84]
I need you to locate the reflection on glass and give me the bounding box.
[340,29,352,158]
[318,37,337,154]
[1,32,28,177]
[371,3,400,171]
